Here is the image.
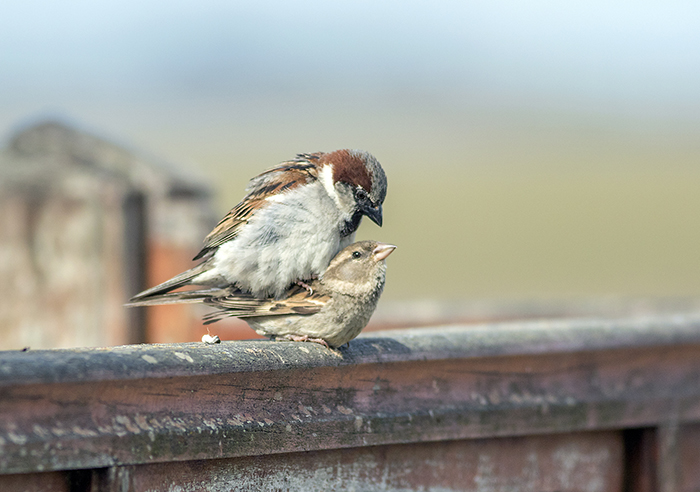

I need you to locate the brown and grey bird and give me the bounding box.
[129,241,396,348]
[128,150,387,303]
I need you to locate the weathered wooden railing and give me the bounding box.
[2,314,700,491]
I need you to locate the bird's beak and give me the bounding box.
[363,203,383,227]
[373,243,396,261]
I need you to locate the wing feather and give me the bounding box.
[202,282,330,324]
[193,157,321,260]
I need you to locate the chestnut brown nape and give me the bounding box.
[322,150,373,192]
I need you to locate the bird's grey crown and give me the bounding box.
[348,149,387,206]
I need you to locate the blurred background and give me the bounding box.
[2,0,700,349]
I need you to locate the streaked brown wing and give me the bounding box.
[202,282,330,324]
[192,197,267,260]
[193,158,320,260]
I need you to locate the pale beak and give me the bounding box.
[372,243,396,261]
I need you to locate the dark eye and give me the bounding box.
[352,251,362,259]
[355,188,369,200]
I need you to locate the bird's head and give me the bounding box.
[323,240,396,296]
[318,149,387,228]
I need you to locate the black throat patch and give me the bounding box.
[340,211,363,238]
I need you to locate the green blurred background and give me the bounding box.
[3,1,700,302]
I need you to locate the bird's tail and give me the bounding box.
[126,263,215,307]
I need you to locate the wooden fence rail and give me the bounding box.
[2,314,700,491]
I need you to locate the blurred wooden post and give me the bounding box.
[123,191,149,344]
[0,121,215,349]
[658,418,681,492]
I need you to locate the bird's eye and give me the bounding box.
[352,251,362,259]
[355,188,369,200]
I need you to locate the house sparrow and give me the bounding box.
[128,150,387,303]
[131,241,396,348]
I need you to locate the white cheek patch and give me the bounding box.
[319,165,342,208]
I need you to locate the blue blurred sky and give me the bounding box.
[2,1,699,129]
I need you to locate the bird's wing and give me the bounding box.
[202,282,330,324]
[193,156,321,260]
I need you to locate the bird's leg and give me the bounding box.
[295,279,314,296]
[306,337,331,348]
[283,334,330,349]
[295,275,318,296]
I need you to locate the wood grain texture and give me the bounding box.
[678,423,700,492]
[120,431,624,492]
[0,471,71,492]
[1,314,700,476]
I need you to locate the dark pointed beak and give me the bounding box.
[363,203,383,227]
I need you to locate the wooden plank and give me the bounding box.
[623,428,657,492]
[678,423,700,492]
[122,191,148,345]
[1,315,700,475]
[0,471,71,492]
[5,314,700,385]
[109,431,624,492]
[658,419,681,492]
[0,186,131,350]
[0,121,216,351]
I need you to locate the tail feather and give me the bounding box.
[125,288,232,307]
[203,310,236,325]
[202,299,268,324]
[127,262,213,305]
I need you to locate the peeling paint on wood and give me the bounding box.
[124,431,624,492]
[1,315,700,488]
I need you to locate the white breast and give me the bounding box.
[208,181,349,298]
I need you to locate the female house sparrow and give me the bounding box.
[129,150,387,302]
[133,241,396,348]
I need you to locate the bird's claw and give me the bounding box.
[282,334,330,349]
[295,280,314,296]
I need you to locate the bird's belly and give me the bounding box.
[247,301,372,348]
[211,207,345,297]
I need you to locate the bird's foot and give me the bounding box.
[295,280,314,296]
[283,334,330,349]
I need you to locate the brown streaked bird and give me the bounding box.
[129,241,396,348]
[128,150,387,303]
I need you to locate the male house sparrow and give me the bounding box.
[132,241,396,348]
[129,150,387,302]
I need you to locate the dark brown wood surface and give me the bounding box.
[2,314,700,490]
[119,431,624,491]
